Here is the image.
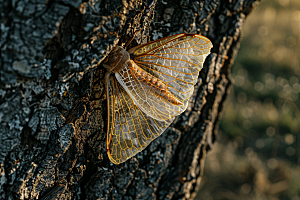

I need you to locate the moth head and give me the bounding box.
[102,46,130,73]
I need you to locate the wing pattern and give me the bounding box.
[107,76,174,164]
[105,33,213,164]
[116,34,212,121]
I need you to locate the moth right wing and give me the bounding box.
[116,34,212,121]
[106,75,174,165]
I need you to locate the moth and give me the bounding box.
[103,33,213,164]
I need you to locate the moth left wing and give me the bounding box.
[106,75,174,165]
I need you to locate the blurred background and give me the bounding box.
[196,0,300,199]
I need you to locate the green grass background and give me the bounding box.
[196,0,300,199]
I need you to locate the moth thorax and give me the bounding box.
[103,46,130,73]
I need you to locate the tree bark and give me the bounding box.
[0,0,260,199]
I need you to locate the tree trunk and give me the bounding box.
[0,0,260,199]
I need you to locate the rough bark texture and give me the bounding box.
[0,0,260,199]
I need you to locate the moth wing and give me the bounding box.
[116,34,212,121]
[106,76,174,164]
